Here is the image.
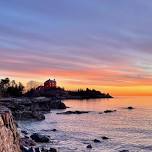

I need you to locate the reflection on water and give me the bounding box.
[19,96,152,152]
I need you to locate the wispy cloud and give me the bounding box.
[0,0,152,95]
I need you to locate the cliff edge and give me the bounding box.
[0,106,21,152]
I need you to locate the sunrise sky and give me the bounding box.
[0,0,152,96]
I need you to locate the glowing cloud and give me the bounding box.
[0,0,152,95]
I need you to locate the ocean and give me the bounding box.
[19,96,152,152]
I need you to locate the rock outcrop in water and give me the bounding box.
[93,139,101,143]
[50,99,66,109]
[0,97,66,120]
[56,110,90,115]
[30,133,50,143]
[86,144,92,149]
[0,106,21,152]
[20,132,57,152]
[99,109,117,114]
[101,136,109,140]
[127,106,134,110]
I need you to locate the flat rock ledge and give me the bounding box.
[0,97,66,120]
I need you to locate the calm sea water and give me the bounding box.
[19,96,152,152]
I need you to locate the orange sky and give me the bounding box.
[1,68,152,96]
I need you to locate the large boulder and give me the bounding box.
[41,147,57,152]
[30,133,50,143]
[20,137,36,148]
[32,112,45,120]
[50,100,66,109]
[14,111,45,121]
[86,144,92,149]
[21,147,35,152]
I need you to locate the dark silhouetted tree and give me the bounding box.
[0,78,24,97]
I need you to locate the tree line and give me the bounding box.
[0,78,24,97]
[0,78,112,99]
[68,88,112,99]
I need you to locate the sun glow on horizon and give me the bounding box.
[1,74,152,96]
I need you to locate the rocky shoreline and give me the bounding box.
[0,97,67,152]
[0,96,135,152]
[0,97,66,121]
[0,106,21,152]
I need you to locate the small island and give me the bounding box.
[67,88,112,99]
[0,77,112,100]
[25,78,113,99]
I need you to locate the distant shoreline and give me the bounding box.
[60,96,113,100]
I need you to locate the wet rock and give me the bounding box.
[99,110,116,114]
[21,130,29,135]
[21,146,35,152]
[15,111,45,121]
[93,139,101,143]
[24,135,30,139]
[119,150,129,152]
[57,111,90,115]
[20,137,36,147]
[104,110,117,113]
[51,129,57,132]
[101,136,109,140]
[99,112,103,114]
[41,147,57,152]
[127,106,134,110]
[50,100,66,109]
[86,144,92,149]
[35,147,41,152]
[41,147,48,152]
[49,148,57,152]
[30,133,50,143]
[32,111,45,120]
[21,146,29,152]
[28,147,35,152]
